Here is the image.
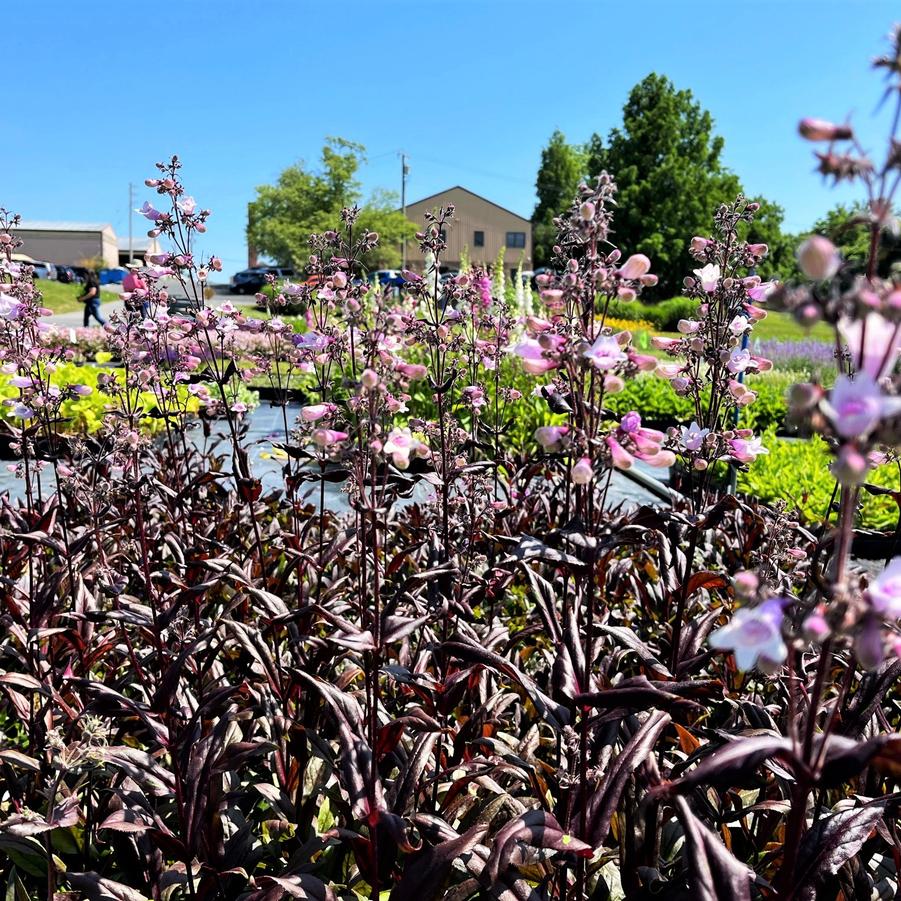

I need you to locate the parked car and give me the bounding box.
[30,260,57,280]
[55,265,77,283]
[368,269,410,291]
[230,266,295,295]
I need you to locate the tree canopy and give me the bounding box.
[531,130,586,268]
[533,75,790,293]
[247,138,417,271]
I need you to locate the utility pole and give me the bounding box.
[128,182,134,263]
[401,153,409,270]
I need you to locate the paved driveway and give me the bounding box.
[49,286,251,326]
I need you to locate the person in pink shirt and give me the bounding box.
[122,261,149,317]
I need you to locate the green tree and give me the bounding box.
[248,137,417,271]
[585,74,786,294]
[532,130,586,267]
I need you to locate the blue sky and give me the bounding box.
[3,0,896,278]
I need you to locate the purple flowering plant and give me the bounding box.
[6,29,901,901]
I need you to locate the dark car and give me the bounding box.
[70,266,90,284]
[55,265,77,283]
[230,266,295,295]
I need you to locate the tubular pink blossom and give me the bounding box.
[301,403,335,422]
[311,428,348,448]
[628,352,658,371]
[606,436,634,470]
[638,450,676,468]
[572,456,595,483]
[619,254,652,280]
[798,118,853,141]
[656,362,684,379]
[651,336,681,351]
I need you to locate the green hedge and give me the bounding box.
[605,296,699,331]
[739,431,901,530]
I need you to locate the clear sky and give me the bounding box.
[3,0,896,278]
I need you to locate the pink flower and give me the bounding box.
[301,403,335,422]
[710,598,787,672]
[869,557,901,618]
[693,263,720,293]
[628,351,657,371]
[830,445,870,486]
[747,282,776,303]
[656,362,684,379]
[178,195,197,215]
[689,236,710,255]
[463,385,487,410]
[680,421,709,452]
[651,336,682,351]
[535,425,569,451]
[726,348,752,374]
[798,118,853,141]
[729,315,750,335]
[383,427,428,470]
[838,312,900,380]
[677,319,701,335]
[513,337,558,375]
[583,334,627,370]
[822,373,901,439]
[395,362,428,380]
[525,315,552,333]
[571,456,594,484]
[606,436,634,470]
[311,428,348,448]
[729,435,768,463]
[138,201,162,221]
[619,254,651,280]
[797,236,840,280]
[728,380,757,407]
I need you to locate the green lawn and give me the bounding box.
[36,280,119,314]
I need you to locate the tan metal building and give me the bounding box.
[12,221,121,268]
[402,186,532,276]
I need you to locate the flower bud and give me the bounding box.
[796,303,822,328]
[361,368,379,389]
[797,236,840,280]
[689,237,709,255]
[798,118,853,141]
[830,445,870,486]
[733,570,759,599]
[604,374,625,393]
[579,201,595,221]
[803,607,830,643]
[571,456,594,484]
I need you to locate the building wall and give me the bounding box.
[13,227,119,268]
[403,187,532,274]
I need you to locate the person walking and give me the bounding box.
[79,269,107,327]
[122,261,149,317]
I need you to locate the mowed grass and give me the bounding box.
[35,279,119,314]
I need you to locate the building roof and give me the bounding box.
[117,237,156,251]
[403,186,531,224]
[14,220,114,233]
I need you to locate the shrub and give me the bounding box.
[739,430,901,529]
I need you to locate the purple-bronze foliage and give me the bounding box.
[4,27,901,901]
